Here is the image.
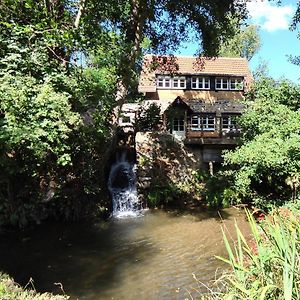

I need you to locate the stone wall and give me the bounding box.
[135,132,203,207]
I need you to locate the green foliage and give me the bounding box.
[0,272,68,300]
[223,77,300,207]
[147,183,181,208]
[136,103,161,132]
[204,171,240,208]
[219,17,261,61]
[0,74,81,164]
[0,2,117,227]
[215,209,300,299]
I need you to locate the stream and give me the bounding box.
[0,208,250,299]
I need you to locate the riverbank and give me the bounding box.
[0,272,68,300]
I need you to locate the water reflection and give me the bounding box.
[0,208,250,299]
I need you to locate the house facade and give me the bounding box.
[135,55,252,170]
[138,55,252,139]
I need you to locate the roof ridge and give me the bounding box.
[144,54,247,60]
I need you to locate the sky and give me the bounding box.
[177,0,300,84]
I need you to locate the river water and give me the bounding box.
[0,208,250,299]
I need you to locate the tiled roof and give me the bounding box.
[138,55,253,93]
[183,99,245,113]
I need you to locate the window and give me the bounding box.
[156,76,186,89]
[157,77,163,87]
[215,77,229,90]
[222,116,237,130]
[173,117,184,131]
[164,76,171,88]
[191,115,201,131]
[172,77,186,88]
[229,78,244,90]
[191,77,210,89]
[202,115,215,131]
[190,115,215,131]
[157,76,171,88]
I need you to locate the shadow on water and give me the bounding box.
[0,218,155,298]
[162,206,235,222]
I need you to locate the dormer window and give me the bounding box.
[216,77,244,90]
[190,115,215,131]
[229,78,244,90]
[173,77,186,89]
[157,76,171,88]
[156,75,186,89]
[215,77,228,90]
[191,77,210,89]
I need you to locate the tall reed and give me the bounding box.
[213,209,300,300]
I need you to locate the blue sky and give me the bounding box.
[247,0,300,83]
[177,0,300,83]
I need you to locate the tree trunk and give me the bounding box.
[74,0,87,29]
[114,0,146,120]
[45,0,87,70]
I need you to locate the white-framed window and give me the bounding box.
[191,115,201,131]
[203,115,215,131]
[172,77,186,89]
[215,77,229,90]
[156,75,186,89]
[229,78,244,90]
[173,117,184,131]
[190,115,215,131]
[222,116,237,130]
[157,76,166,88]
[191,77,210,89]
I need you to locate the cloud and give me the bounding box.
[246,1,294,32]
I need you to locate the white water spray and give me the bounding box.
[108,152,141,218]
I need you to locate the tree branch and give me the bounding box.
[74,0,87,29]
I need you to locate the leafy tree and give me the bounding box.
[135,103,161,132]
[218,17,261,61]
[223,77,300,208]
[91,0,248,104]
[0,1,119,226]
[0,0,249,226]
[288,1,300,67]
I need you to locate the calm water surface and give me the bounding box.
[0,208,250,299]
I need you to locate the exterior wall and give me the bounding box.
[145,90,244,102]
[136,132,203,203]
[135,132,238,202]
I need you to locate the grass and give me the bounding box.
[0,272,69,300]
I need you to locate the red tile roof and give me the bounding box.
[138,55,253,93]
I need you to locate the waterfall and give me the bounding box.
[108,152,141,218]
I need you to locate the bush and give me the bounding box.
[147,183,180,207]
[203,171,240,208]
[223,77,300,208]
